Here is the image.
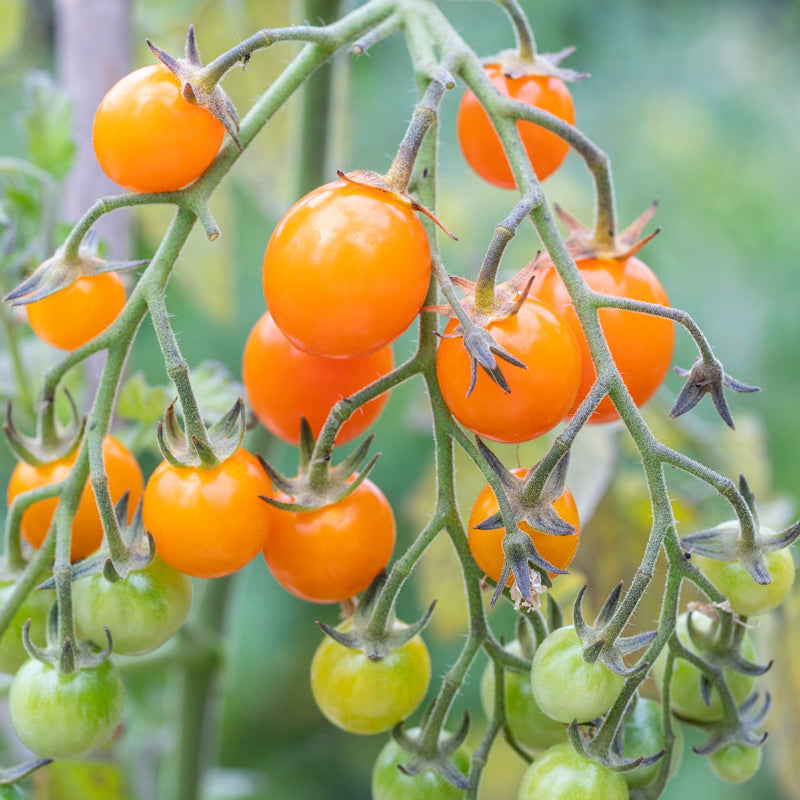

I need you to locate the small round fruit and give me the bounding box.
[533,256,674,423]
[694,529,794,617]
[480,641,566,751]
[73,557,192,655]
[8,435,144,561]
[622,698,683,788]
[372,728,470,800]
[708,743,762,784]
[26,272,126,350]
[264,479,395,603]
[242,311,393,446]
[651,613,756,722]
[457,65,575,189]
[310,621,431,735]
[93,63,224,193]
[436,298,581,442]
[517,742,628,800]
[142,448,273,579]
[531,626,624,724]
[9,659,124,759]
[468,468,579,584]
[262,179,431,358]
[0,582,53,675]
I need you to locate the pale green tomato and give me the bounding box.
[0,581,53,674]
[480,641,565,750]
[708,744,762,784]
[622,698,683,788]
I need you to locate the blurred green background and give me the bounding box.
[0,0,799,797]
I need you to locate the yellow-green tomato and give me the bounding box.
[310,621,431,735]
[622,698,683,788]
[371,728,469,800]
[517,742,628,800]
[0,582,53,674]
[9,658,124,759]
[72,557,193,655]
[480,641,566,750]
[709,743,762,784]
[694,542,794,617]
[531,626,624,724]
[651,613,755,722]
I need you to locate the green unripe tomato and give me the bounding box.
[651,613,756,722]
[0,581,53,674]
[72,557,192,655]
[371,728,470,800]
[531,626,624,724]
[694,536,794,617]
[517,742,628,800]
[480,641,565,750]
[622,698,683,788]
[9,658,124,759]
[708,743,762,784]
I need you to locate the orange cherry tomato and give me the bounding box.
[26,273,125,351]
[457,65,575,189]
[436,298,581,443]
[262,180,431,358]
[468,468,580,583]
[242,311,393,446]
[92,63,225,193]
[142,448,273,579]
[7,435,144,561]
[532,257,674,423]
[264,480,395,603]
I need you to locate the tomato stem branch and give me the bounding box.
[493,0,537,60]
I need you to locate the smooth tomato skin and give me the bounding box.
[0,583,53,675]
[622,698,683,788]
[480,641,566,751]
[468,468,579,583]
[457,65,575,189]
[694,532,794,617]
[264,479,395,603]
[531,626,624,724]
[372,728,470,800]
[310,622,431,735]
[262,179,431,358]
[532,257,674,423]
[143,448,273,579]
[9,658,124,759]
[436,298,581,443]
[73,557,192,655]
[651,613,756,722]
[93,64,224,193]
[8,435,144,562]
[708,744,762,784]
[242,311,393,446]
[26,272,126,351]
[517,742,628,800]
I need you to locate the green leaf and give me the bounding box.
[191,360,244,418]
[18,72,76,181]
[117,373,172,426]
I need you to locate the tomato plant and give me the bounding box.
[480,640,566,751]
[531,625,624,724]
[264,479,395,603]
[436,298,581,442]
[7,435,143,561]
[142,448,273,579]
[26,272,125,351]
[262,179,431,358]
[532,256,674,423]
[0,582,52,674]
[92,63,224,193]
[242,311,393,446]
[517,742,628,800]
[468,468,579,584]
[457,65,574,189]
[310,621,431,735]
[8,658,124,759]
[72,557,192,655]
[708,743,762,784]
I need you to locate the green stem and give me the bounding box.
[493,0,537,60]
[0,302,33,413]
